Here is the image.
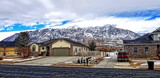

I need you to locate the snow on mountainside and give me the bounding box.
[3,25,140,43]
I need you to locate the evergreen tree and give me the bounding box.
[16,32,30,48]
[89,41,96,51]
[15,32,30,58]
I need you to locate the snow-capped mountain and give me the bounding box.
[3,25,140,43]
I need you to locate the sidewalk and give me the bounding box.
[93,57,117,68]
[113,62,135,69]
[93,57,135,69]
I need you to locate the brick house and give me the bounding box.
[123,28,160,58]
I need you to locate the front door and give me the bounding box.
[46,47,50,56]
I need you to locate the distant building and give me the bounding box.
[123,27,160,58]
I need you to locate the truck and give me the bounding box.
[117,51,129,62]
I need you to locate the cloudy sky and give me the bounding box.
[0,0,160,40]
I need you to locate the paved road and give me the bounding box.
[0,65,160,78]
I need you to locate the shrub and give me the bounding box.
[0,57,3,60]
[17,48,31,58]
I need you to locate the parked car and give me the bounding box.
[117,51,129,62]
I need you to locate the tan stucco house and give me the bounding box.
[30,38,89,56]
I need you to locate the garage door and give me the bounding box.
[53,48,70,56]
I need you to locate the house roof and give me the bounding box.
[123,33,160,45]
[63,38,88,47]
[0,41,16,47]
[152,27,160,34]
[36,38,88,47]
[1,38,87,47]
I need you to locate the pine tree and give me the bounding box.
[15,32,31,58]
[89,41,96,51]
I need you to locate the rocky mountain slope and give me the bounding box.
[3,25,140,43]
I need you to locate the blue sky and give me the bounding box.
[1,8,160,32]
[1,0,160,40]
[0,20,71,32]
[112,8,160,20]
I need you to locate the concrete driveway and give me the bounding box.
[93,52,134,69]
[14,56,80,66]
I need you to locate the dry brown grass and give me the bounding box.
[153,57,159,60]
[0,61,14,64]
[129,60,144,68]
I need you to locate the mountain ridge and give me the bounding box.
[3,25,140,43]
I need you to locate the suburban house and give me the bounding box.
[0,41,17,57]
[30,38,89,56]
[123,28,160,58]
[0,38,89,57]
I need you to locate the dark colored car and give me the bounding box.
[117,51,129,62]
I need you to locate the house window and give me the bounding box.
[133,47,137,53]
[75,48,77,52]
[79,49,81,51]
[145,47,149,53]
[32,45,36,52]
[74,48,77,55]
[42,47,45,50]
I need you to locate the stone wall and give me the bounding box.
[125,45,157,58]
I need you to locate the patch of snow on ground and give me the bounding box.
[3,59,14,61]
[3,56,42,62]
[104,57,111,59]
[154,61,160,65]
[64,62,72,63]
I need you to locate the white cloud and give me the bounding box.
[53,17,160,33]
[0,0,160,33]
[0,31,20,41]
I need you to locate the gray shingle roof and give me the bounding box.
[0,41,16,47]
[123,32,160,45]
[1,38,87,47]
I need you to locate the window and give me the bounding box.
[75,48,77,52]
[32,45,36,52]
[74,48,77,55]
[133,47,137,53]
[145,47,149,53]
[42,47,45,50]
